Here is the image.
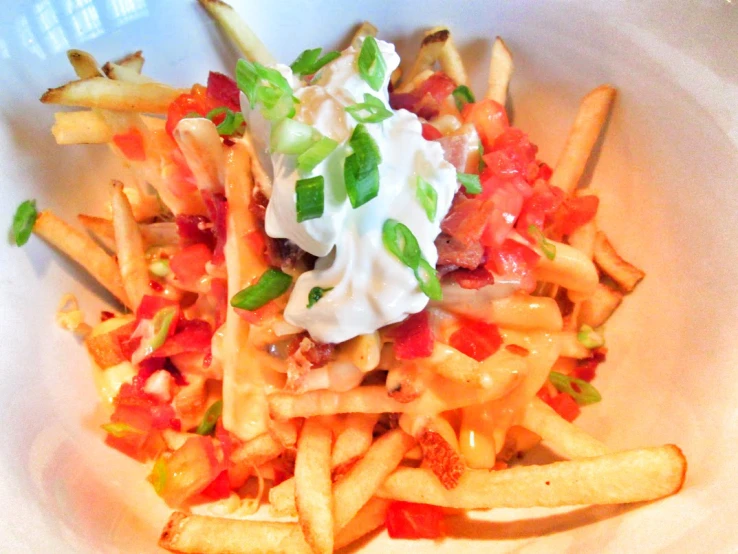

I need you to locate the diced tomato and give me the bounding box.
[550,194,599,237]
[479,183,525,247]
[537,162,553,181]
[386,501,445,540]
[391,311,434,360]
[449,318,502,362]
[199,470,232,500]
[202,191,228,265]
[514,182,565,240]
[547,392,581,422]
[206,71,240,111]
[136,295,179,321]
[484,128,539,183]
[421,123,443,141]
[165,84,220,138]
[484,239,540,292]
[235,300,281,325]
[170,243,213,287]
[156,319,213,358]
[112,128,146,161]
[437,132,477,173]
[389,72,456,120]
[461,99,509,151]
[573,349,607,382]
[154,435,224,507]
[449,266,495,289]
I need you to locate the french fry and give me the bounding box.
[173,118,226,193]
[403,28,449,86]
[110,181,149,310]
[67,49,103,79]
[549,85,617,195]
[593,231,645,292]
[115,50,144,73]
[535,240,599,296]
[51,111,164,145]
[40,77,186,114]
[33,210,130,307]
[555,331,592,359]
[350,21,378,49]
[522,397,611,459]
[159,512,311,554]
[102,62,155,84]
[333,429,415,531]
[332,413,378,467]
[78,215,178,251]
[427,342,527,389]
[378,445,686,509]
[424,27,468,86]
[231,431,283,466]
[486,37,514,106]
[340,333,381,373]
[295,419,334,554]
[334,498,390,550]
[578,282,624,327]
[394,68,434,94]
[198,0,276,65]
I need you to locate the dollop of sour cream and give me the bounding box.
[242,39,458,343]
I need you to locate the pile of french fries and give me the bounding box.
[32,0,684,552]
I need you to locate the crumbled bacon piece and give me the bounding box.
[206,71,240,112]
[447,266,495,289]
[175,214,216,250]
[417,429,465,490]
[202,192,228,265]
[435,234,484,270]
[441,194,494,245]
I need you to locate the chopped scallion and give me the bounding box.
[147,306,177,354]
[11,199,37,247]
[295,176,325,222]
[149,457,167,495]
[577,324,605,349]
[195,400,223,436]
[101,422,144,438]
[307,286,333,308]
[148,259,170,278]
[290,47,340,76]
[382,219,442,300]
[357,36,386,91]
[236,58,298,120]
[297,136,338,173]
[205,107,245,136]
[549,371,602,405]
[415,176,438,222]
[345,93,393,123]
[457,172,482,195]
[344,124,381,208]
[452,85,475,111]
[528,224,556,260]
[270,118,317,155]
[414,258,443,301]
[230,268,293,311]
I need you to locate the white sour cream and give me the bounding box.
[242,39,458,343]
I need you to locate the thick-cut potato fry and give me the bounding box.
[523,398,611,459]
[333,429,415,531]
[549,85,617,195]
[578,282,624,327]
[40,77,185,114]
[555,331,592,359]
[173,118,226,193]
[394,68,434,94]
[78,215,177,251]
[110,181,149,310]
[378,445,686,508]
[231,431,283,466]
[295,419,334,554]
[427,342,527,389]
[51,111,164,145]
[535,240,599,296]
[403,28,449,87]
[334,498,390,550]
[159,512,311,554]
[102,62,154,84]
[350,21,378,49]
[115,50,144,73]
[486,37,514,106]
[340,333,381,373]
[424,27,468,86]
[33,210,129,307]
[198,0,276,65]
[593,231,645,292]
[67,49,103,79]
[332,413,378,467]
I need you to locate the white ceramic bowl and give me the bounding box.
[1,1,737,552]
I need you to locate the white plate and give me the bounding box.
[1,1,737,552]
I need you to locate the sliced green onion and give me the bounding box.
[577,324,605,349]
[148,259,170,278]
[478,141,486,172]
[382,219,422,270]
[549,371,602,406]
[458,172,482,195]
[295,176,325,222]
[257,87,298,121]
[528,224,556,260]
[205,107,245,136]
[147,306,177,354]
[357,36,387,91]
[290,48,340,76]
[345,93,393,123]
[101,422,144,438]
[231,268,293,311]
[270,118,317,155]
[344,123,382,209]
[149,457,167,495]
[297,136,338,173]
[452,85,475,111]
[12,199,37,247]
[415,176,438,222]
[236,58,298,120]
[195,400,223,436]
[414,258,443,301]
[307,286,334,308]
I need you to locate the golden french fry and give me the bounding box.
[555,331,592,359]
[333,429,415,530]
[427,342,527,389]
[332,413,378,467]
[549,85,617,195]
[231,432,283,466]
[402,28,449,87]
[78,215,178,251]
[394,68,434,94]
[198,0,276,64]
[423,27,468,86]
[33,210,130,307]
[535,240,599,296]
[486,37,513,106]
[340,333,382,373]
[110,181,150,310]
[334,498,390,550]
[523,397,611,459]
[295,419,334,554]
[102,62,154,84]
[173,118,226,193]
[67,49,103,79]
[578,282,624,327]
[378,445,687,509]
[350,21,378,49]
[40,77,185,113]
[159,512,311,554]
[51,111,164,145]
[115,50,144,73]
[593,231,645,292]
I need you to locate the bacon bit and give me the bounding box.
[302,341,337,369]
[421,123,443,141]
[537,162,553,181]
[435,234,484,270]
[202,192,228,265]
[448,266,494,289]
[505,344,530,357]
[573,348,607,382]
[332,456,360,483]
[284,336,337,391]
[441,194,494,244]
[206,71,241,111]
[417,429,465,490]
[389,72,456,120]
[249,189,269,222]
[175,214,216,250]
[100,310,115,322]
[389,311,434,360]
